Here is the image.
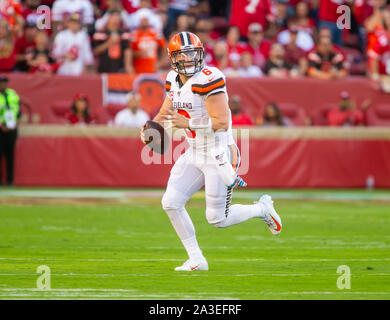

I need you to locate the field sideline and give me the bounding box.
[0,187,389,300]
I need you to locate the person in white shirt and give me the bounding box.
[52,13,94,75]
[114,92,150,127]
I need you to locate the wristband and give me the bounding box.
[188,117,212,130]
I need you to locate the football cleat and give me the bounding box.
[174,257,209,271]
[255,194,282,235]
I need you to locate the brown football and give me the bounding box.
[143,120,169,155]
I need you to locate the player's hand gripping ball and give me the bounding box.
[141,120,169,155]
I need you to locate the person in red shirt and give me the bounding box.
[243,22,271,70]
[225,25,247,67]
[14,22,37,71]
[367,29,390,78]
[65,93,94,125]
[229,0,273,37]
[130,14,166,73]
[229,95,254,126]
[327,91,370,126]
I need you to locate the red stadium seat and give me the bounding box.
[278,103,307,126]
[46,101,71,124]
[366,104,390,126]
[311,103,338,126]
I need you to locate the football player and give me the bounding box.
[140,32,282,271]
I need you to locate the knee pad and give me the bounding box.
[206,206,226,227]
[161,188,188,212]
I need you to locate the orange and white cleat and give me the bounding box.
[174,257,209,271]
[256,194,282,235]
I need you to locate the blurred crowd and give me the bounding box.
[0,0,389,80]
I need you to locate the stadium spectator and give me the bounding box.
[127,1,163,32]
[265,0,289,40]
[224,53,241,77]
[14,22,37,71]
[166,0,195,34]
[263,43,293,77]
[367,27,390,79]
[307,36,348,79]
[0,19,16,72]
[129,13,166,73]
[260,102,292,126]
[318,0,345,46]
[51,0,95,35]
[65,93,94,125]
[92,10,132,73]
[244,22,271,70]
[52,13,94,75]
[278,19,315,52]
[209,40,228,70]
[194,18,214,64]
[229,0,272,37]
[28,31,58,73]
[229,95,254,126]
[327,91,371,126]
[364,0,390,55]
[113,92,150,127]
[94,0,130,32]
[290,1,316,35]
[282,25,308,75]
[225,25,247,67]
[238,51,263,77]
[0,75,20,186]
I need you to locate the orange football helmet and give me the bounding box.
[167,32,204,76]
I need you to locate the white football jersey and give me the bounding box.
[165,65,235,150]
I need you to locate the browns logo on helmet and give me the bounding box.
[167,32,204,77]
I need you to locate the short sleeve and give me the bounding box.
[191,67,227,99]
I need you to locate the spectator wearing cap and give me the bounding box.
[263,43,293,77]
[278,19,314,52]
[0,20,16,72]
[92,10,132,73]
[14,22,37,71]
[65,93,94,125]
[52,13,94,75]
[229,95,254,126]
[113,92,150,128]
[307,36,348,79]
[0,75,21,186]
[327,91,371,126]
[243,22,271,70]
[127,1,163,32]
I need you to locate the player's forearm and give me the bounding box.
[210,117,229,131]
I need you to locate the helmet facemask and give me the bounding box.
[169,48,204,77]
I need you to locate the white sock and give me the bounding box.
[164,207,203,260]
[214,203,265,228]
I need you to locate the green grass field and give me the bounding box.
[0,188,389,300]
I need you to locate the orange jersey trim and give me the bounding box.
[191,78,225,95]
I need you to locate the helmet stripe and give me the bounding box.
[186,32,192,45]
[179,32,185,46]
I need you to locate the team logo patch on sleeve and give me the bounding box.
[191,78,225,95]
[165,81,171,92]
